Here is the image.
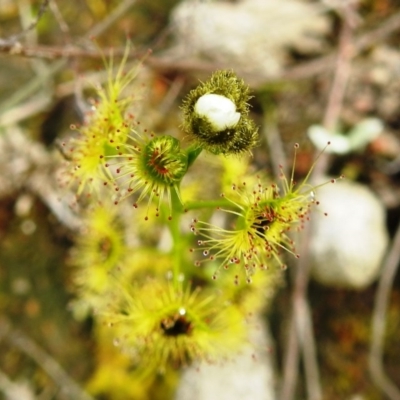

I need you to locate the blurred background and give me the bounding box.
[0,0,400,399]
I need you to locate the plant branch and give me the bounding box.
[0,0,139,114]
[280,4,356,399]
[0,0,50,46]
[369,220,400,400]
[0,318,94,400]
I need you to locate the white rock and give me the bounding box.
[169,0,330,84]
[309,180,388,289]
[175,318,276,400]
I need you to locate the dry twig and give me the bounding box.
[369,221,400,400]
[0,0,139,114]
[0,318,94,400]
[0,0,50,46]
[279,4,356,399]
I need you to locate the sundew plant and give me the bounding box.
[62,52,329,384]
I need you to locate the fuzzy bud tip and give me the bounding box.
[194,93,240,131]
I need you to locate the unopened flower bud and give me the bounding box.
[194,94,240,132]
[181,70,258,155]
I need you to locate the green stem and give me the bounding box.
[169,186,184,288]
[184,198,234,211]
[186,145,203,168]
[171,185,184,214]
[168,184,237,288]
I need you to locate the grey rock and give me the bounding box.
[169,0,330,85]
[175,318,276,400]
[309,180,389,289]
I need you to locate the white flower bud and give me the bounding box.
[194,93,240,131]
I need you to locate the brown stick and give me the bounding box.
[369,221,400,400]
[279,4,356,399]
[0,318,94,400]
